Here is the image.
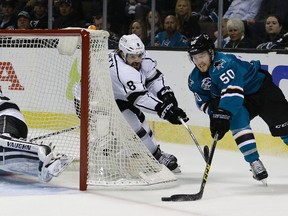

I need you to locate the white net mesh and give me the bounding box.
[0,29,177,189]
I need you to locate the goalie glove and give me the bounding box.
[210,109,231,140]
[157,86,178,106]
[156,101,189,124]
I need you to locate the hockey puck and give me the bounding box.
[161,196,172,201]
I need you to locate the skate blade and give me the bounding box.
[261,178,268,186]
[171,166,181,174]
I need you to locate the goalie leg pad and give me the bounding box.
[0,134,39,176]
[0,135,72,182]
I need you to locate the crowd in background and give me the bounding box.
[1,0,288,50]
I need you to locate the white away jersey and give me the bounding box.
[109,50,166,113]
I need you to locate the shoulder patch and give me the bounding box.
[213,59,226,71]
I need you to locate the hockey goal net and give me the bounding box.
[0,29,177,190]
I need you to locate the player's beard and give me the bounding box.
[131,62,141,70]
[198,63,209,73]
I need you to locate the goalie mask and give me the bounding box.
[119,34,145,63]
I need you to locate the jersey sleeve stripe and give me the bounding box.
[146,69,163,87]
[127,90,148,104]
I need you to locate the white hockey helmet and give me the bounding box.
[118,34,145,59]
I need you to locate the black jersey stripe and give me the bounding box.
[221,87,244,96]
[146,69,163,87]
[127,90,148,104]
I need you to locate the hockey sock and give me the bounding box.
[280,135,288,145]
[233,127,259,163]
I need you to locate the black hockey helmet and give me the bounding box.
[188,33,215,58]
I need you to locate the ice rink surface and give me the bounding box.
[1,142,287,216]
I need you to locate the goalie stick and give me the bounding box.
[29,126,80,142]
[179,118,209,163]
[161,133,219,202]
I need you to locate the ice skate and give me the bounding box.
[38,145,73,183]
[153,146,181,173]
[250,159,268,186]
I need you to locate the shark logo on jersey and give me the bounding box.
[201,77,211,90]
[213,59,226,71]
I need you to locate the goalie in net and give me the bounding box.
[0,89,71,183]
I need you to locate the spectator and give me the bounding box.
[175,0,201,41]
[196,0,232,41]
[255,0,288,31]
[256,15,288,49]
[154,15,188,48]
[197,0,231,23]
[129,19,150,46]
[224,18,256,49]
[125,0,138,24]
[247,0,288,45]
[145,10,163,38]
[30,0,48,29]
[92,14,120,49]
[0,0,17,29]
[15,10,32,29]
[52,0,83,20]
[214,19,230,48]
[223,0,263,25]
[125,0,150,25]
[135,0,151,21]
[53,0,84,29]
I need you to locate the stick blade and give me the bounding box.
[161,192,203,202]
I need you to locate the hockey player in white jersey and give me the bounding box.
[108,34,189,172]
[0,90,71,183]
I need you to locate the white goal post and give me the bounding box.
[0,29,177,190]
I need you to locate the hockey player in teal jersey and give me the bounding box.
[187,33,288,183]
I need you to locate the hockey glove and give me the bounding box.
[210,109,231,140]
[157,86,178,106]
[156,102,189,124]
[208,98,220,113]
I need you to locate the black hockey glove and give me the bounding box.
[208,98,220,113]
[157,86,178,106]
[156,102,189,124]
[210,109,231,140]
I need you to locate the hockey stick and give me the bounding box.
[179,118,209,163]
[161,133,219,202]
[29,126,80,142]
